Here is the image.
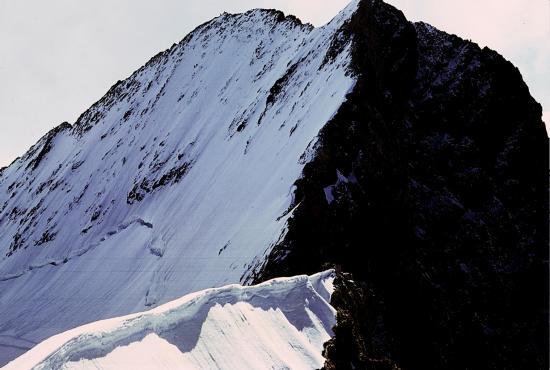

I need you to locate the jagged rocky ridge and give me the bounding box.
[256,1,549,369]
[0,0,548,368]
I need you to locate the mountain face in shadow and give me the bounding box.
[257,1,548,369]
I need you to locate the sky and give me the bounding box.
[0,0,548,167]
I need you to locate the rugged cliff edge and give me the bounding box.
[256,1,549,369]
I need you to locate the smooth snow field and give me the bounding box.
[5,271,336,370]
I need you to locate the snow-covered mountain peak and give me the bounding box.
[0,1,357,364]
[2,0,548,367]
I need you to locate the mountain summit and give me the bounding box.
[1,0,547,368]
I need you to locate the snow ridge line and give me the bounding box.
[5,270,336,370]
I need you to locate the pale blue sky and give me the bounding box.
[1,0,548,167]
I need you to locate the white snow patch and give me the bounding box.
[323,170,350,204]
[324,186,335,204]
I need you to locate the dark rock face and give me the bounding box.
[256,0,548,369]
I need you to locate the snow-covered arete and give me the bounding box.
[5,271,336,370]
[0,1,358,364]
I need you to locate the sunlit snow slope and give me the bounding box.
[5,271,335,370]
[0,1,357,364]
